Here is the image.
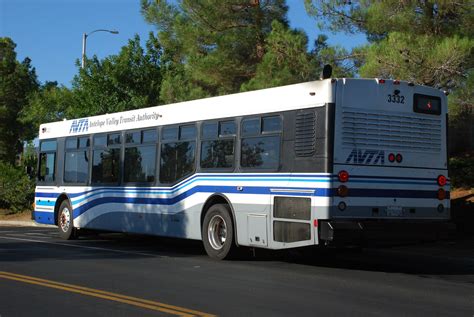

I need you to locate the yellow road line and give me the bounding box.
[0,271,215,317]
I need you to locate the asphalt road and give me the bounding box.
[0,226,473,316]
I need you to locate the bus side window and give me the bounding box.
[241,116,281,170]
[38,140,57,183]
[64,136,90,184]
[200,120,235,170]
[160,125,196,184]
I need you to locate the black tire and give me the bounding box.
[57,200,76,240]
[202,204,235,260]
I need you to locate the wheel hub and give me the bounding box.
[208,215,227,250]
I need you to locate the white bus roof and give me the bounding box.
[38,78,444,139]
[39,79,335,139]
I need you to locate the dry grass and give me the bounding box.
[451,188,474,202]
[0,210,33,221]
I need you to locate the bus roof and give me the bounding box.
[39,79,334,139]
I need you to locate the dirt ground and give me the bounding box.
[451,188,473,201]
[0,210,33,221]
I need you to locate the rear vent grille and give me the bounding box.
[295,111,316,157]
[342,109,441,152]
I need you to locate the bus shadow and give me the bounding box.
[267,238,474,278]
[2,227,473,281]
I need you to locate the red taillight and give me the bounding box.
[337,185,349,197]
[314,219,318,227]
[338,170,349,182]
[437,175,447,186]
[437,188,446,200]
[378,79,386,84]
[388,153,395,162]
[396,153,403,163]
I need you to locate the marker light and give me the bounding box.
[337,185,349,197]
[378,79,386,84]
[396,153,403,163]
[338,170,349,182]
[437,188,446,200]
[388,153,395,162]
[393,80,400,85]
[437,175,447,186]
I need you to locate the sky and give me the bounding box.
[1,0,367,87]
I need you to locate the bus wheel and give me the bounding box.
[202,204,234,260]
[58,200,76,240]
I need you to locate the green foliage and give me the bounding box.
[359,33,473,90]
[20,33,163,135]
[141,0,289,102]
[449,154,474,189]
[305,0,473,153]
[449,69,474,118]
[72,33,163,117]
[0,162,35,212]
[0,37,39,164]
[304,0,473,39]
[20,81,75,129]
[310,34,355,78]
[241,20,315,91]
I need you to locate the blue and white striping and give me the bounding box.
[34,172,448,239]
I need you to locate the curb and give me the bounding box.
[0,220,56,228]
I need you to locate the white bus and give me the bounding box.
[34,77,450,259]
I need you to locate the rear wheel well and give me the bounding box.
[201,194,238,246]
[54,194,70,226]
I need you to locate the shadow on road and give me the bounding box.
[1,226,473,280]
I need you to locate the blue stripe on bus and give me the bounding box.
[70,186,331,218]
[34,172,447,200]
[35,187,448,221]
[34,211,55,225]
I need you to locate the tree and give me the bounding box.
[72,33,163,117]
[20,81,75,130]
[305,2,473,107]
[21,33,164,134]
[305,1,473,155]
[0,37,39,164]
[241,20,315,91]
[141,0,289,102]
[304,1,473,39]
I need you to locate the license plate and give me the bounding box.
[386,206,403,217]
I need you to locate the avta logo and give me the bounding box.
[345,149,385,165]
[69,119,89,133]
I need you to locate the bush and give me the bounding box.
[0,162,35,212]
[449,153,474,189]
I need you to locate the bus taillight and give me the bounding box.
[388,153,395,162]
[437,175,447,186]
[437,188,446,200]
[338,170,349,182]
[395,153,403,163]
[337,185,348,197]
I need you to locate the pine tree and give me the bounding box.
[141,0,289,102]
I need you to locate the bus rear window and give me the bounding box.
[413,94,441,115]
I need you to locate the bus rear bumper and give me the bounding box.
[319,220,455,246]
